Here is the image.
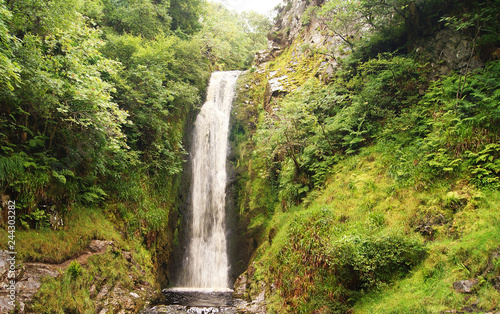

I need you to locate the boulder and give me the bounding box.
[89,240,113,252]
[453,279,477,293]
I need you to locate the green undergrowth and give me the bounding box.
[354,192,500,313]
[231,51,500,311]
[0,202,161,312]
[0,206,123,263]
[244,148,500,313]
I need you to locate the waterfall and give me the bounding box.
[178,71,241,289]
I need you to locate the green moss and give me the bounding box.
[0,207,122,263]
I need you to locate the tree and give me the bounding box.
[169,0,204,35]
[100,0,171,38]
[317,0,412,48]
[0,0,19,93]
[240,10,272,49]
[195,3,269,69]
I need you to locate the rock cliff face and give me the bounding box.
[256,0,342,78]
[253,0,344,112]
[255,0,482,90]
[268,0,329,49]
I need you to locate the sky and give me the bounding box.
[209,0,285,15]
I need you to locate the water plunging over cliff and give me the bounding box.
[177,71,241,290]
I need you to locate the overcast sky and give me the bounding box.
[209,0,284,16]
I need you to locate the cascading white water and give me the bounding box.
[178,71,241,289]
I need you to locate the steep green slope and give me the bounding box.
[230,0,500,312]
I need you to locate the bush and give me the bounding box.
[326,233,427,289]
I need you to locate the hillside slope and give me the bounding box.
[230,0,500,312]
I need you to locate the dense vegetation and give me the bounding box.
[0,0,499,312]
[0,0,270,312]
[230,0,500,312]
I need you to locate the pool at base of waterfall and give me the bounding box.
[141,287,264,314]
[163,288,234,307]
[141,288,243,313]
[142,305,238,314]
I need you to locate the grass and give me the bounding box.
[0,203,160,313]
[0,206,126,263]
[354,208,500,313]
[244,144,500,313]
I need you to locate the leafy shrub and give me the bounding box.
[326,233,426,289]
[267,208,426,313]
[67,260,82,280]
[19,208,50,230]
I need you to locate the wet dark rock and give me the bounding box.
[414,213,448,238]
[142,305,238,313]
[143,287,267,314]
[414,28,483,78]
[233,272,248,299]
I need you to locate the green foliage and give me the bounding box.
[0,0,19,92]
[416,60,500,187]
[67,260,83,280]
[240,10,272,48]
[0,154,25,186]
[195,3,269,70]
[79,185,107,205]
[0,0,259,265]
[29,246,152,313]
[231,2,500,312]
[326,233,426,289]
[8,0,82,36]
[424,148,462,175]
[100,0,171,38]
[5,206,125,263]
[252,54,429,207]
[169,0,203,35]
[317,0,410,49]
[19,207,50,230]
[256,205,426,313]
[466,143,500,189]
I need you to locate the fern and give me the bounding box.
[78,185,107,205]
[466,143,500,189]
[0,155,25,183]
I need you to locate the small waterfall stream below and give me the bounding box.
[145,71,246,313]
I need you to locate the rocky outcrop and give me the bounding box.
[0,251,60,313]
[0,240,156,313]
[259,0,483,82]
[232,264,267,314]
[414,28,483,77]
[95,283,153,314]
